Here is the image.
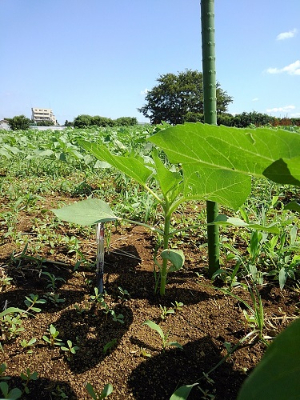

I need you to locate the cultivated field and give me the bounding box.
[0,125,299,399]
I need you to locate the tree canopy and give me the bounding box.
[7,115,31,130]
[138,69,233,125]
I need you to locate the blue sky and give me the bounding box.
[1,0,299,124]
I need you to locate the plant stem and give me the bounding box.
[160,212,171,296]
[201,0,220,277]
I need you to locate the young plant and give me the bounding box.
[20,337,37,353]
[117,286,130,302]
[42,271,65,291]
[159,305,175,320]
[0,381,22,400]
[85,383,113,400]
[143,320,182,351]
[43,324,64,347]
[103,338,117,354]
[61,340,80,361]
[20,368,38,395]
[24,293,46,313]
[0,308,25,342]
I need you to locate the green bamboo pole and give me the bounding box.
[201,0,220,277]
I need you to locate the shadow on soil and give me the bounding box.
[104,245,212,306]
[128,336,247,400]
[4,377,78,400]
[54,304,133,373]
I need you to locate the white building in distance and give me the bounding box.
[31,108,57,125]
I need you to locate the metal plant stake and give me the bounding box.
[96,222,105,293]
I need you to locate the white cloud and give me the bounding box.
[140,88,149,95]
[266,105,296,113]
[276,28,297,40]
[291,112,300,118]
[252,97,259,102]
[266,60,300,75]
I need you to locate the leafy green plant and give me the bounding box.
[24,293,46,313]
[20,337,36,353]
[61,340,80,361]
[43,292,66,306]
[159,305,175,320]
[117,286,130,302]
[143,320,182,351]
[0,381,22,400]
[43,324,64,347]
[20,368,38,395]
[238,318,300,400]
[85,383,113,400]
[103,338,117,354]
[0,310,25,342]
[42,271,65,291]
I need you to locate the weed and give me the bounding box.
[143,320,182,351]
[85,383,113,399]
[43,324,64,347]
[61,340,80,361]
[103,339,117,354]
[20,337,37,353]
[159,305,175,320]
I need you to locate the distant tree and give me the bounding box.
[91,116,115,127]
[138,69,233,124]
[36,120,54,126]
[114,117,138,126]
[233,112,275,128]
[64,120,74,127]
[73,115,93,128]
[7,115,31,130]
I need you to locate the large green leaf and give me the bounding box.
[212,214,280,234]
[52,198,118,226]
[263,156,300,186]
[238,318,300,400]
[79,140,152,187]
[152,150,182,202]
[149,124,300,209]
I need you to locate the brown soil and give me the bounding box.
[0,198,298,400]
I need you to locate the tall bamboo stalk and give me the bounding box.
[201,0,220,277]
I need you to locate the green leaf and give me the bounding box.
[167,341,183,350]
[170,383,199,400]
[143,320,164,340]
[284,201,300,212]
[150,123,300,209]
[263,156,300,186]
[101,383,113,398]
[79,140,152,187]
[278,267,287,290]
[52,198,118,226]
[161,249,185,272]
[85,383,97,399]
[212,214,280,234]
[0,307,25,318]
[152,150,182,201]
[238,318,300,400]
